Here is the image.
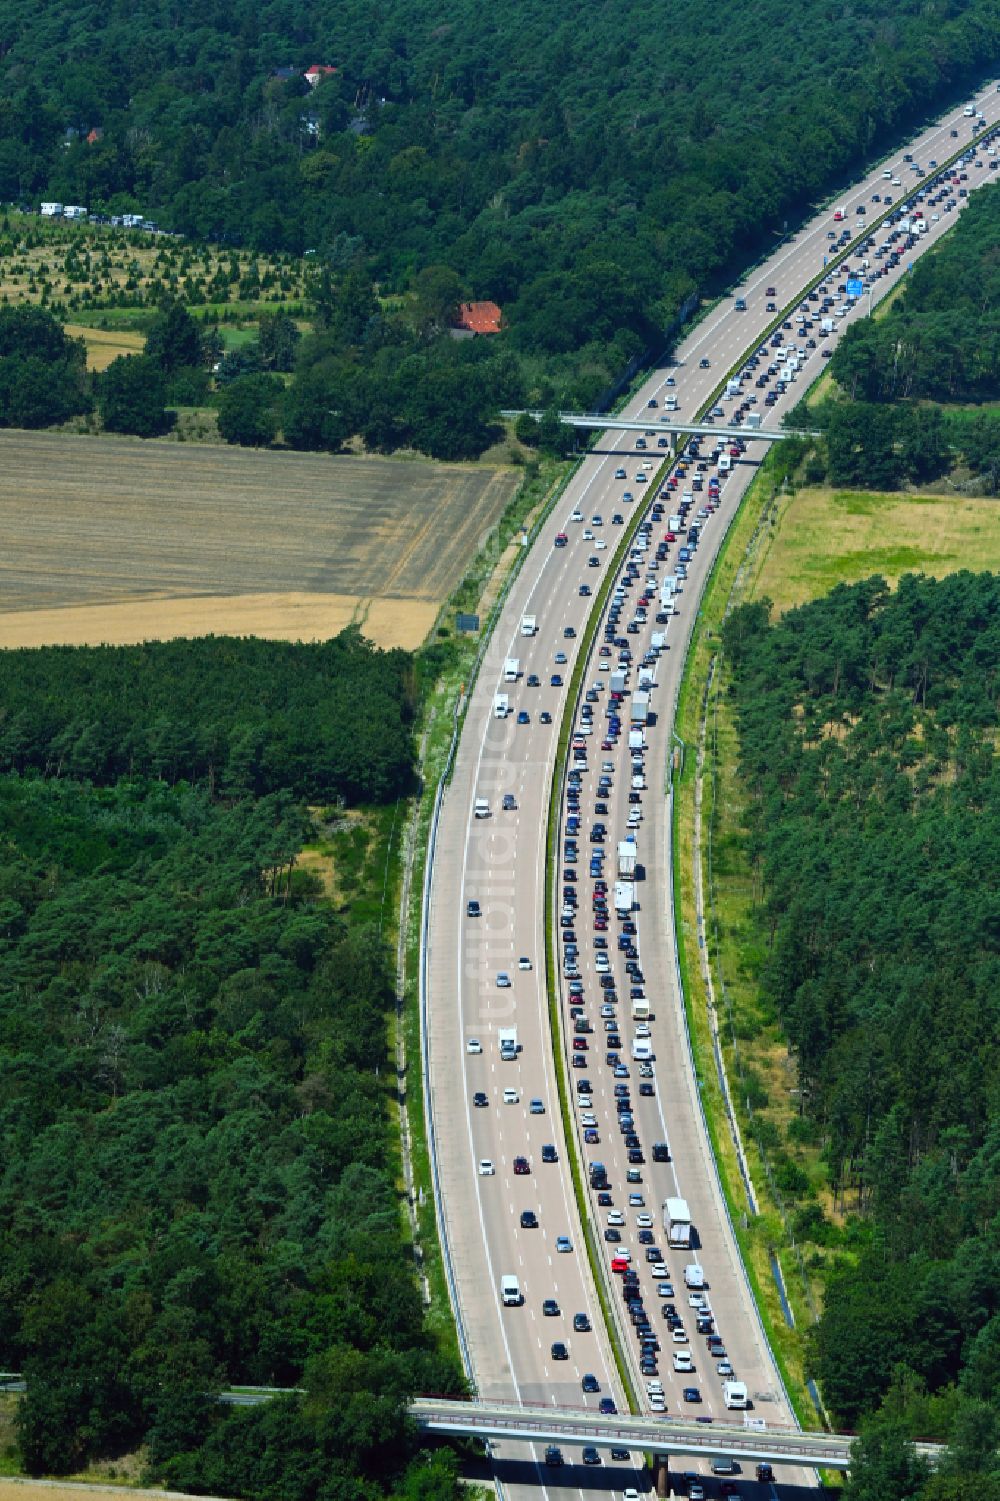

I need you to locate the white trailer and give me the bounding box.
[617,839,637,878]
[503,657,520,682]
[631,690,650,725]
[40,201,63,217]
[520,615,537,636]
[498,1026,519,1058]
[664,1196,693,1248]
[614,880,635,916]
[723,1380,749,1410]
[493,693,510,719]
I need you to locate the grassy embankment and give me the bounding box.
[673,448,1000,1425]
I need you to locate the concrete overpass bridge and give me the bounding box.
[501,410,822,444]
[410,1397,943,1473]
[1,1379,944,1474]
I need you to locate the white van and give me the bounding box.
[631,1038,652,1061]
[493,694,509,719]
[474,798,491,818]
[501,1274,522,1306]
[683,1263,705,1289]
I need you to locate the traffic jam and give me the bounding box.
[554,449,750,1433]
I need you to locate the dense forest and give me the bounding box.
[0,629,416,803]
[0,633,466,1500]
[1,0,999,408]
[723,574,1000,1495]
[810,183,1000,490]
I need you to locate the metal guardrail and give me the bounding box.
[417,454,588,1495]
[419,93,1000,1484]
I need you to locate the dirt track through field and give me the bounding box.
[0,430,517,649]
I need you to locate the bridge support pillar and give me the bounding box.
[653,1453,670,1497]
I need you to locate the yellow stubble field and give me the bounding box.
[0,431,520,651]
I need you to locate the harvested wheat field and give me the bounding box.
[0,430,519,650]
[63,323,146,371]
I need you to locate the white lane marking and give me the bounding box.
[447,93,1000,1492]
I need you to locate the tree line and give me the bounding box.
[0,0,997,409]
[0,775,464,1498]
[802,184,1000,492]
[0,629,417,804]
[722,574,1000,1498]
[0,626,468,1499]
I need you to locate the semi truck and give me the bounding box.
[664,1196,693,1248]
[614,880,635,917]
[617,838,637,878]
[503,657,520,682]
[631,690,650,725]
[520,614,537,636]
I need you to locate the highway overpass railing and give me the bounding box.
[409,1397,944,1472]
[501,410,823,441]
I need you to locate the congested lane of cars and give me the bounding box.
[425,82,1000,1501]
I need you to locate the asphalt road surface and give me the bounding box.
[425,84,1000,1501]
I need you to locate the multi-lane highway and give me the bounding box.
[424,84,1000,1501]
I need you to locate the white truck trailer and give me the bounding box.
[664,1196,693,1248]
[498,1026,519,1059]
[614,880,635,917]
[617,838,637,878]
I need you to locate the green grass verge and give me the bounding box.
[670,448,824,1431]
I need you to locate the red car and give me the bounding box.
[665,531,676,542]
[513,1156,530,1175]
